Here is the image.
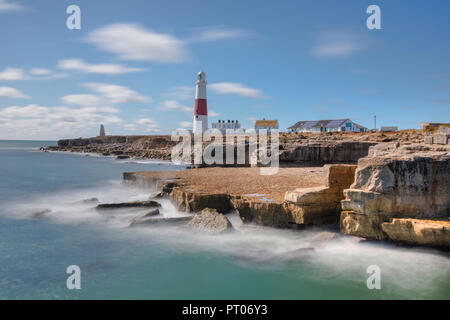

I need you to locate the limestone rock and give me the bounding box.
[96,200,161,211]
[231,165,357,228]
[185,208,233,234]
[156,179,180,194]
[279,142,376,163]
[340,143,450,246]
[381,218,450,247]
[342,144,450,218]
[340,211,387,240]
[171,187,233,213]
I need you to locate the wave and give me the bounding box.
[1,179,449,297]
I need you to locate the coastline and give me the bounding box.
[1,139,449,299]
[38,131,450,250]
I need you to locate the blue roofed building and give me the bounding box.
[287,119,367,133]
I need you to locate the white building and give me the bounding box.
[211,120,242,133]
[288,119,367,133]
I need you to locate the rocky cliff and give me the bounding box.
[49,135,176,159]
[47,134,379,165]
[279,141,376,163]
[340,143,450,248]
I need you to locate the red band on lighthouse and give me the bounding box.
[194,99,207,115]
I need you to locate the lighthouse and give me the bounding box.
[193,71,208,134]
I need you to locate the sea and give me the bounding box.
[0,140,449,299]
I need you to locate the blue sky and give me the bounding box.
[0,0,449,139]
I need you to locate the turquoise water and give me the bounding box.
[0,140,449,299]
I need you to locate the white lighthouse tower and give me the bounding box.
[193,71,208,134]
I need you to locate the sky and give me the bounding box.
[0,0,449,140]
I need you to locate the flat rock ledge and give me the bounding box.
[124,165,357,229]
[130,216,192,227]
[96,200,161,211]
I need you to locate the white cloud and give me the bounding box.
[58,59,146,75]
[312,31,366,58]
[29,68,53,76]
[0,104,123,139]
[60,94,119,113]
[61,94,106,107]
[0,68,28,80]
[179,121,192,128]
[123,123,137,131]
[83,82,152,104]
[209,109,220,117]
[162,86,193,101]
[158,100,191,112]
[0,0,23,11]
[247,117,259,121]
[86,23,187,63]
[136,117,160,132]
[209,82,266,99]
[0,86,29,98]
[0,104,48,118]
[0,67,67,80]
[188,25,250,42]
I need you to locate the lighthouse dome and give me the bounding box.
[197,71,206,82]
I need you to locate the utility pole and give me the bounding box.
[374,115,377,131]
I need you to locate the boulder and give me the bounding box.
[185,208,233,234]
[96,200,161,211]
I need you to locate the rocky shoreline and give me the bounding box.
[42,131,426,164]
[41,130,449,249]
[43,135,176,160]
[122,142,449,250]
